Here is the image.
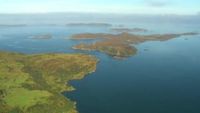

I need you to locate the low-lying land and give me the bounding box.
[31,34,52,39]
[0,51,98,113]
[66,23,112,27]
[72,32,198,58]
[111,28,148,32]
[0,24,27,27]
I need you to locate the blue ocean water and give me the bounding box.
[0,20,200,113]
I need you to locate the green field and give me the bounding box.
[0,51,98,113]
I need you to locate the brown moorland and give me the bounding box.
[72,32,198,58]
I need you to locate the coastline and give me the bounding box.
[0,51,98,113]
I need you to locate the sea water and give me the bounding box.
[0,17,200,113]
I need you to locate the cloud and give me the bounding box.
[145,0,169,7]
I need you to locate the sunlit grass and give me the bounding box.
[0,51,98,113]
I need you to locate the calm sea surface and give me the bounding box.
[0,21,200,113]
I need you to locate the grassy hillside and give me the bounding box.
[0,51,98,113]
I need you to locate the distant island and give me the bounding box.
[0,51,98,113]
[66,23,112,27]
[72,32,198,58]
[111,28,148,32]
[0,24,27,27]
[31,34,52,39]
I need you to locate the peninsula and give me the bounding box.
[0,51,98,113]
[72,32,198,58]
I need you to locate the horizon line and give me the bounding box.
[0,12,199,17]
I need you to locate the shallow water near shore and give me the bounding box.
[0,22,200,113]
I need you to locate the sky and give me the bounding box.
[0,0,199,15]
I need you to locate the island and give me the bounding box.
[71,32,198,58]
[71,33,114,40]
[0,24,27,27]
[31,34,52,40]
[111,28,148,32]
[0,51,98,113]
[66,23,112,27]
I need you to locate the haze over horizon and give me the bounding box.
[0,0,199,15]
